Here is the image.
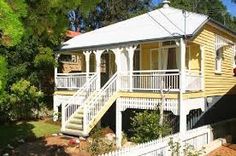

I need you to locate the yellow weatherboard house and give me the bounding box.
[53,1,236,147]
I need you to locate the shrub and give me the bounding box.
[9,79,44,120]
[130,110,172,143]
[168,138,206,156]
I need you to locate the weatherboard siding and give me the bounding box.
[193,24,236,97]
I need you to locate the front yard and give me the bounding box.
[0,120,60,149]
[0,120,118,156]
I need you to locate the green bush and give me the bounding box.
[130,110,172,143]
[9,79,44,120]
[0,56,10,122]
[168,138,206,156]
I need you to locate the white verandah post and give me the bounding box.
[127,45,137,92]
[179,37,187,133]
[116,100,122,148]
[200,46,205,91]
[83,51,91,83]
[94,50,103,90]
[113,48,123,91]
[61,102,66,131]
[54,53,60,90]
[179,38,187,133]
[179,37,187,156]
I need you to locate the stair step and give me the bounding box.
[66,123,83,130]
[69,118,83,124]
[62,128,86,137]
[77,109,83,114]
[73,113,83,119]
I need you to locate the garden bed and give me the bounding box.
[0,121,118,156]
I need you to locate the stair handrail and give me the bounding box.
[65,73,98,107]
[62,73,98,130]
[83,72,118,132]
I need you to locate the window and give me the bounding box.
[162,41,176,46]
[215,35,225,74]
[167,48,177,69]
[59,54,79,63]
[215,47,223,73]
[185,47,190,69]
[150,49,159,70]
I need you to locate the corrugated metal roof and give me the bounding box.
[61,6,208,50]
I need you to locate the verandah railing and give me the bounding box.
[119,70,179,92]
[56,72,95,89]
[57,70,202,92]
[119,69,202,92]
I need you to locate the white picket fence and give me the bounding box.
[100,125,212,156]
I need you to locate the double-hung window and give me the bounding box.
[215,47,223,73]
[215,35,225,74]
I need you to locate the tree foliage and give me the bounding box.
[78,0,154,31]
[23,0,100,47]
[168,0,236,30]
[130,110,172,143]
[0,56,8,93]
[0,0,27,46]
[10,79,44,120]
[0,0,100,122]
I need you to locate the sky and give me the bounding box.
[152,0,236,17]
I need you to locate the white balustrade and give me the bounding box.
[56,72,95,89]
[120,70,180,92]
[83,73,118,132]
[185,70,202,91]
[117,97,179,115]
[61,74,98,130]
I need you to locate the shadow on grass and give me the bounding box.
[0,122,69,156]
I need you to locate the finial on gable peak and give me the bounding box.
[162,0,170,8]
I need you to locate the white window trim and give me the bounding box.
[215,35,223,74]
[215,48,223,74]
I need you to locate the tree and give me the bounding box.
[0,0,27,46]
[78,0,154,31]
[0,56,8,93]
[0,56,9,122]
[22,0,101,47]
[0,1,101,122]
[130,110,172,143]
[168,0,236,30]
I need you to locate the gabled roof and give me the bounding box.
[62,6,209,50]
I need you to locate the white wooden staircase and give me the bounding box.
[61,72,119,136]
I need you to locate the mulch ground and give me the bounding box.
[208,144,236,156]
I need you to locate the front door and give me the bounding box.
[101,52,116,87]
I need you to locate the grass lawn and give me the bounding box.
[0,120,60,148]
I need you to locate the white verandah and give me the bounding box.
[55,41,203,93]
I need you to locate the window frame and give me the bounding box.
[215,47,223,74]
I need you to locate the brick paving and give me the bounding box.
[208,144,236,156]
